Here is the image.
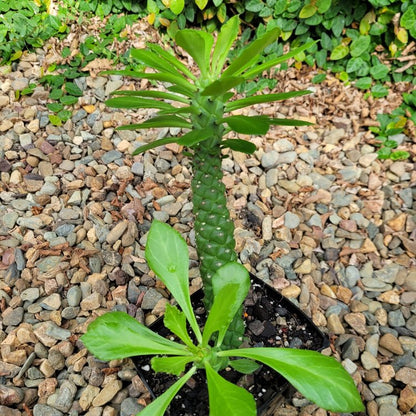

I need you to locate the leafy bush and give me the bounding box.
[0,0,69,63]
[146,0,416,88]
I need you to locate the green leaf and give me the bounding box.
[222,115,270,135]
[225,91,311,112]
[195,0,208,9]
[164,304,194,348]
[138,367,196,416]
[201,76,245,96]
[202,262,250,346]
[330,44,349,60]
[350,35,370,57]
[64,82,83,97]
[177,128,213,147]
[243,41,316,80]
[377,147,392,159]
[222,139,256,154]
[49,88,63,100]
[170,0,184,14]
[229,359,261,374]
[384,140,398,148]
[105,97,175,111]
[211,15,240,76]
[316,0,331,13]
[117,115,191,130]
[60,95,79,105]
[47,102,63,112]
[147,43,196,81]
[312,73,326,84]
[355,77,372,89]
[205,363,256,416]
[81,311,189,361]
[299,4,317,19]
[371,84,389,98]
[146,221,202,343]
[369,64,389,80]
[132,137,180,155]
[175,30,214,76]
[268,118,313,126]
[219,348,365,413]
[400,6,416,30]
[48,114,62,126]
[223,28,280,78]
[111,89,189,104]
[101,70,196,95]
[131,48,186,78]
[390,150,410,160]
[151,355,194,376]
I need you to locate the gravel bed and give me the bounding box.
[0,20,416,416]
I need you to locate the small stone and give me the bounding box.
[344,313,368,335]
[141,288,164,310]
[120,397,144,416]
[294,259,312,274]
[369,381,394,396]
[80,292,102,311]
[327,314,345,335]
[361,351,380,370]
[106,221,128,245]
[67,286,82,307]
[0,405,21,416]
[2,306,24,326]
[395,367,416,387]
[33,404,63,416]
[378,404,400,416]
[386,213,407,232]
[92,380,122,407]
[281,285,301,299]
[398,385,416,413]
[79,385,100,411]
[261,151,279,169]
[379,333,404,355]
[21,288,40,302]
[40,294,61,310]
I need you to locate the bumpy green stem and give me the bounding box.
[191,95,244,347]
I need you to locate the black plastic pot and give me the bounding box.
[133,274,329,416]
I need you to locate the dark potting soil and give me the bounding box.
[133,277,328,416]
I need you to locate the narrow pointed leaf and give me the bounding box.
[101,70,196,94]
[146,221,202,343]
[222,28,280,78]
[177,128,213,147]
[157,106,199,116]
[268,118,313,126]
[222,115,270,135]
[243,41,316,80]
[175,30,214,76]
[167,85,195,98]
[219,348,365,413]
[151,355,195,376]
[117,115,192,130]
[212,15,240,75]
[225,91,311,112]
[105,97,175,111]
[111,89,189,104]
[200,76,245,96]
[132,137,180,155]
[138,367,196,416]
[205,363,256,416]
[221,139,256,154]
[147,43,196,80]
[131,48,186,77]
[81,311,189,361]
[164,304,194,348]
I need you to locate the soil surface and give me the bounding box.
[0,16,416,416]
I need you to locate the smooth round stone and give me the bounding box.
[55,224,75,237]
[33,404,63,416]
[120,397,144,416]
[61,307,79,320]
[388,310,406,327]
[284,212,300,229]
[2,212,19,228]
[11,199,31,211]
[369,381,394,396]
[21,288,40,302]
[59,208,79,220]
[378,404,400,416]
[67,286,82,307]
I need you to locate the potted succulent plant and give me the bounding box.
[82,16,364,415]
